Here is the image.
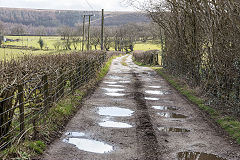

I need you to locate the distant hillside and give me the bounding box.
[0,7,150,27]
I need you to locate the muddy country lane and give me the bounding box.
[42,55,240,160]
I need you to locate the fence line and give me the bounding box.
[0,51,121,151]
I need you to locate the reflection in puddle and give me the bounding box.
[158,112,187,118]
[145,90,166,95]
[145,97,160,101]
[108,85,125,88]
[99,121,132,128]
[119,81,131,83]
[158,127,190,133]
[153,106,177,111]
[149,86,162,89]
[98,107,134,117]
[177,152,226,160]
[65,132,85,137]
[102,88,125,92]
[63,138,113,154]
[105,93,125,97]
[109,75,122,80]
[104,81,117,84]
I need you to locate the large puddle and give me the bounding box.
[153,106,177,111]
[145,90,167,95]
[108,85,125,88]
[177,152,226,160]
[105,93,125,97]
[98,107,134,117]
[65,132,85,137]
[145,97,160,101]
[158,112,187,118]
[149,86,162,89]
[158,127,190,133]
[102,88,125,92]
[99,121,132,128]
[63,138,113,154]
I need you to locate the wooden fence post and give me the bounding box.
[18,84,25,140]
[42,75,49,112]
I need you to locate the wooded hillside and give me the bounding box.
[0,7,150,27]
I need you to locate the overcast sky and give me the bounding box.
[0,0,137,11]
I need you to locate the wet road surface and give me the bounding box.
[42,55,240,160]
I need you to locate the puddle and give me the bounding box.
[158,127,190,133]
[177,152,226,160]
[63,138,113,154]
[145,97,160,101]
[149,86,162,89]
[158,112,187,118]
[65,132,85,137]
[145,90,166,95]
[108,85,125,88]
[119,81,131,84]
[98,107,134,117]
[102,88,125,92]
[99,121,132,128]
[109,75,122,80]
[104,81,118,84]
[152,106,177,111]
[105,93,125,97]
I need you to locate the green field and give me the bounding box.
[134,43,161,51]
[0,36,161,60]
[6,36,61,50]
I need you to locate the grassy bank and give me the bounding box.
[1,55,121,159]
[153,67,240,145]
[132,55,240,145]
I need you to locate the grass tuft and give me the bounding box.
[27,141,46,154]
[121,55,129,66]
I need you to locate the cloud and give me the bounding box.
[0,0,136,11]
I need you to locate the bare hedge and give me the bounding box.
[146,0,240,116]
[0,51,121,150]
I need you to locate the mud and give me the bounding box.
[132,72,161,160]
[42,55,240,160]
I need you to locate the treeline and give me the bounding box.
[148,1,240,116]
[48,23,161,52]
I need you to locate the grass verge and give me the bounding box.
[132,57,240,145]
[121,55,129,66]
[1,54,122,159]
[152,67,240,144]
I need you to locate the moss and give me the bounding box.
[27,141,46,154]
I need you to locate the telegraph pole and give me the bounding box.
[87,15,92,51]
[101,9,104,50]
[82,15,86,51]
[82,14,93,51]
